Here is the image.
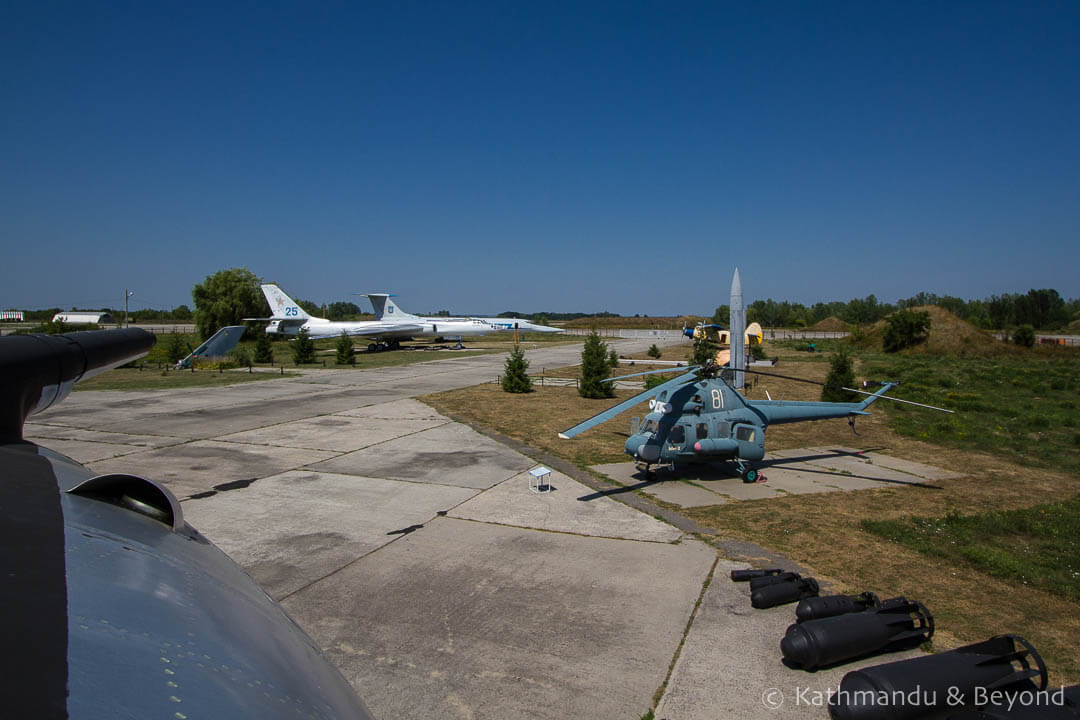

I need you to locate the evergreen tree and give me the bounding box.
[689,336,713,366]
[335,331,356,365]
[291,328,317,365]
[821,348,858,402]
[608,348,619,369]
[647,344,662,359]
[501,342,532,393]
[165,333,189,364]
[579,331,615,398]
[253,331,274,363]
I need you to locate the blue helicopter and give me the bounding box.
[559,361,950,482]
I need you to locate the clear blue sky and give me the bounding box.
[3,1,1078,315]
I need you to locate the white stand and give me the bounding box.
[528,466,552,494]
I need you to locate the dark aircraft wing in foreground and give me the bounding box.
[1,329,373,719]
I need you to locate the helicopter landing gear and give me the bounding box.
[736,460,765,484]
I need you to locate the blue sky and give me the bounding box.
[3,1,1078,315]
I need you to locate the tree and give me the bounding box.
[253,331,275,363]
[327,302,362,321]
[165,333,189,364]
[647,344,662,359]
[608,348,619,369]
[192,268,264,340]
[291,328,317,365]
[171,304,193,321]
[501,342,532,393]
[883,310,931,353]
[1012,324,1036,348]
[335,331,356,365]
[579,331,614,398]
[689,336,713,366]
[822,348,858,402]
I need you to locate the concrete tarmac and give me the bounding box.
[28,339,935,719]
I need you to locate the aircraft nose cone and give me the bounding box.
[693,441,703,452]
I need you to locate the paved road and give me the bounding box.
[29,339,921,720]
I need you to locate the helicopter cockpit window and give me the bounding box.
[658,391,668,402]
[669,425,686,444]
[696,423,708,439]
[735,426,755,443]
[716,421,730,437]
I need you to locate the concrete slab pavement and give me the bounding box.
[449,467,684,542]
[656,557,925,720]
[310,422,535,489]
[282,517,716,720]
[182,469,478,600]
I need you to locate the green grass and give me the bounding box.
[863,496,1080,602]
[860,349,1080,476]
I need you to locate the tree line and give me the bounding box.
[712,288,1077,332]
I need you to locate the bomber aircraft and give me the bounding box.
[0,328,373,718]
[362,293,563,336]
[256,283,423,349]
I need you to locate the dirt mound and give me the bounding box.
[808,316,849,332]
[854,306,1001,355]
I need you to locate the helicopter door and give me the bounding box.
[733,424,765,461]
[667,424,686,450]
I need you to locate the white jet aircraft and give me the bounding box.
[361,294,563,336]
[258,284,423,349]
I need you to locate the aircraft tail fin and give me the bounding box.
[262,284,312,320]
[857,382,898,409]
[361,293,420,321]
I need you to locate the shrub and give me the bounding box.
[883,310,931,352]
[229,346,253,367]
[647,344,661,359]
[253,331,274,363]
[291,328,317,365]
[335,331,356,365]
[501,342,533,393]
[1012,325,1036,348]
[822,347,858,402]
[165,333,189,364]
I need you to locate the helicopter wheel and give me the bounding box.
[742,467,760,484]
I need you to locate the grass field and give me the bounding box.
[422,337,1080,683]
[74,366,299,391]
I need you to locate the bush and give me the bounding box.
[822,347,858,402]
[647,344,661,359]
[291,328,317,365]
[335,332,356,365]
[608,348,620,369]
[253,331,274,363]
[579,331,615,398]
[883,310,931,352]
[1012,325,1036,348]
[644,374,668,390]
[165,333,189,364]
[689,337,713,366]
[229,346,253,367]
[501,342,532,393]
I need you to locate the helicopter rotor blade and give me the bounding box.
[839,387,954,413]
[604,365,699,383]
[558,370,700,439]
[731,367,955,413]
